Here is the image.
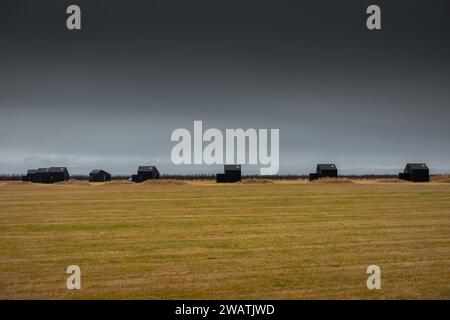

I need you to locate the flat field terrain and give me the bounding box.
[0,180,449,299]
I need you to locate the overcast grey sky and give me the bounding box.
[1,0,449,175]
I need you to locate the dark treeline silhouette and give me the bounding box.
[0,173,414,181]
[70,175,131,181]
[0,174,23,181]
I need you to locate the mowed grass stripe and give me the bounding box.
[0,181,449,299]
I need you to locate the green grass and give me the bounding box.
[0,180,449,299]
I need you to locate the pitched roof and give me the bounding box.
[406,163,428,170]
[317,164,337,170]
[90,169,109,175]
[48,167,68,173]
[224,165,241,171]
[138,166,157,172]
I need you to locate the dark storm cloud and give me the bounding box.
[0,0,449,174]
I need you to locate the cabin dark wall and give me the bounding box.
[132,167,160,182]
[217,165,242,183]
[138,172,156,181]
[400,164,430,182]
[216,173,241,183]
[317,169,338,178]
[89,172,112,182]
[49,172,66,183]
[408,169,430,182]
[24,167,70,183]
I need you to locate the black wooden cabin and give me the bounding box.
[216,165,241,183]
[23,168,50,183]
[48,167,70,183]
[89,169,112,182]
[131,166,160,183]
[23,167,70,183]
[399,163,429,182]
[22,169,39,182]
[309,164,338,181]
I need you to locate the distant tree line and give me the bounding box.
[0,173,408,181]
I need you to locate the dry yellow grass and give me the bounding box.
[432,175,450,183]
[141,179,187,186]
[0,180,449,299]
[240,179,274,184]
[373,178,409,183]
[310,177,354,184]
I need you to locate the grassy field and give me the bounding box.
[0,179,449,299]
